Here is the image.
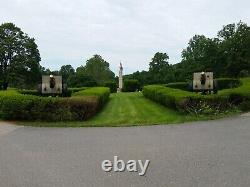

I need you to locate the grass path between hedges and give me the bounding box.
[19,92,207,127]
[87,92,198,126]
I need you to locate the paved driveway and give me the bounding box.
[0,115,250,187]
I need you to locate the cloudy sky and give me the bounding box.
[1,0,249,74]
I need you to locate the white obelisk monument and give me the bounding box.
[118,62,123,92]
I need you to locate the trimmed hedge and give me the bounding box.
[104,82,117,93]
[165,82,190,91]
[216,78,241,90]
[143,78,250,115]
[19,90,41,96]
[19,89,72,97]
[72,87,110,107]
[123,79,140,92]
[0,87,110,121]
[68,87,88,93]
[165,78,240,91]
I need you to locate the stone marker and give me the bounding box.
[41,75,63,94]
[193,72,214,91]
[118,62,123,92]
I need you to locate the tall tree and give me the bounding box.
[149,52,172,84]
[82,55,115,85]
[176,35,219,81]
[59,65,75,81]
[217,22,250,77]
[0,23,41,89]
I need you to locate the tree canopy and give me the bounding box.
[0,23,41,89]
[1,21,249,89]
[80,55,115,85]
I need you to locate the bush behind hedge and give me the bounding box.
[216,78,241,90]
[123,79,140,92]
[68,87,88,93]
[104,82,117,93]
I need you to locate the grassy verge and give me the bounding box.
[17,92,237,127]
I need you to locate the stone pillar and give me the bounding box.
[118,62,123,92]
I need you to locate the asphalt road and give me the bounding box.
[0,115,250,187]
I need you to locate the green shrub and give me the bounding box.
[143,78,250,115]
[238,70,249,78]
[165,82,190,91]
[68,87,88,93]
[19,89,72,97]
[219,78,250,97]
[104,81,117,93]
[216,78,241,90]
[0,87,110,121]
[18,90,40,96]
[72,87,110,107]
[165,78,240,91]
[0,81,2,90]
[123,79,140,92]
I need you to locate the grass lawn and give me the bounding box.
[17,92,233,127]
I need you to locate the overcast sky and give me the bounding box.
[1,0,249,75]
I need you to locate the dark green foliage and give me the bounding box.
[59,65,75,81]
[143,78,250,115]
[0,23,41,90]
[124,71,151,89]
[0,87,110,121]
[125,22,250,85]
[165,82,190,91]
[77,55,115,85]
[104,81,117,93]
[68,87,88,93]
[19,89,72,97]
[148,52,173,84]
[238,70,249,78]
[239,100,250,111]
[67,73,97,88]
[216,78,241,90]
[123,79,140,92]
[164,79,241,91]
[18,90,40,96]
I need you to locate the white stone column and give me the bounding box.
[118,63,123,92]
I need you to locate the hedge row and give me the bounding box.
[19,89,72,97]
[165,78,241,91]
[0,87,110,121]
[72,87,110,107]
[219,78,250,110]
[104,82,117,93]
[216,78,241,89]
[68,87,88,93]
[165,82,190,91]
[18,90,41,96]
[143,78,250,115]
[123,79,140,92]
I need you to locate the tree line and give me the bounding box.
[1,21,250,90]
[126,21,250,86]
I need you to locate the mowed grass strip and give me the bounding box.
[20,92,200,127]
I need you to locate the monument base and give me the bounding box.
[117,88,122,92]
